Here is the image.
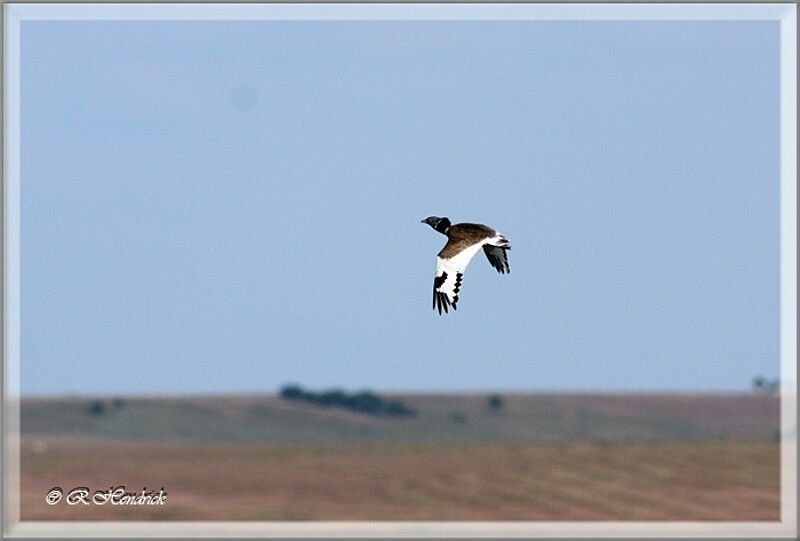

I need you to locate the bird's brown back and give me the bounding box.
[438,223,496,258]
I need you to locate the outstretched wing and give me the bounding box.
[483,245,510,274]
[432,242,484,314]
[483,234,511,274]
[432,263,462,314]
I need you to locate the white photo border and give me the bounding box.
[3,3,797,538]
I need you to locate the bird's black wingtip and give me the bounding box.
[433,291,454,315]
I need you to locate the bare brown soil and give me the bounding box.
[20,437,779,521]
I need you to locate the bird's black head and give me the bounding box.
[421,216,451,235]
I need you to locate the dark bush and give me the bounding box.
[318,389,348,407]
[111,398,126,410]
[88,400,105,416]
[301,391,323,404]
[752,376,780,395]
[384,400,415,417]
[278,384,415,417]
[348,391,384,414]
[279,384,304,400]
[487,394,504,410]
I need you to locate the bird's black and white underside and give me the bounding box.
[421,216,511,315]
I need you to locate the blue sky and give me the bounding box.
[20,20,780,394]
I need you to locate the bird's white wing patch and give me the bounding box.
[432,243,484,314]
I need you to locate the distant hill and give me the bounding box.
[19,393,779,444]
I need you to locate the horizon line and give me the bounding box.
[17,388,776,400]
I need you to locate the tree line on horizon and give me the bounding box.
[278,384,417,417]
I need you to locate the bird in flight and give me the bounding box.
[421,216,511,314]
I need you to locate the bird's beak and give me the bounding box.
[420,219,426,223]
